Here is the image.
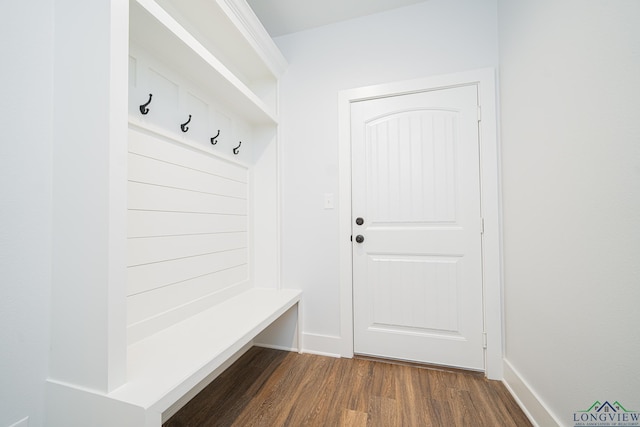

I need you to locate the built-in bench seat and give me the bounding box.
[107,288,301,425]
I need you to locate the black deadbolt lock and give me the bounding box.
[355,217,364,225]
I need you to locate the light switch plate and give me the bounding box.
[324,193,334,209]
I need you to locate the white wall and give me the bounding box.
[0,1,54,426]
[275,0,499,354]
[498,1,640,425]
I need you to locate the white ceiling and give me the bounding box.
[246,0,430,37]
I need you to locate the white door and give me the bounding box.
[351,85,484,370]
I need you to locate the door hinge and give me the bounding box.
[482,332,488,349]
[477,106,482,122]
[480,217,485,234]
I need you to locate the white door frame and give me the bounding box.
[337,68,504,379]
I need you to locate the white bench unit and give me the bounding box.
[46,1,293,426]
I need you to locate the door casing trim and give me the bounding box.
[337,68,503,379]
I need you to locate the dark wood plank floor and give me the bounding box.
[164,346,531,427]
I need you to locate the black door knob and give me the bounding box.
[355,217,364,225]
[355,235,365,243]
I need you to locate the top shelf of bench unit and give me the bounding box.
[130,0,282,125]
[153,0,287,83]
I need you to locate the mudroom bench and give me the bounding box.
[108,288,301,426]
[45,0,295,425]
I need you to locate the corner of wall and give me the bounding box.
[502,359,562,427]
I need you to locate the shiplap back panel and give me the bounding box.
[127,126,249,344]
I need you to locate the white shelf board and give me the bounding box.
[108,288,301,411]
[131,0,277,126]
[154,0,287,84]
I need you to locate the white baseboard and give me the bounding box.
[254,343,298,352]
[503,359,562,427]
[300,333,343,358]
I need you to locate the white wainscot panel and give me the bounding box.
[128,181,247,215]
[129,127,248,183]
[145,67,180,129]
[184,91,210,143]
[128,153,247,198]
[128,210,246,238]
[128,232,247,266]
[127,264,249,324]
[128,248,248,296]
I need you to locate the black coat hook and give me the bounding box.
[180,115,192,132]
[139,94,152,115]
[233,141,242,155]
[210,130,220,145]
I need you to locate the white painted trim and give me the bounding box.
[221,0,288,78]
[503,359,562,427]
[108,0,130,392]
[276,80,283,289]
[46,379,151,427]
[301,333,343,358]
[337,68,504,379]
[253,343,299,352]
